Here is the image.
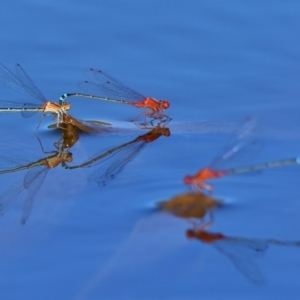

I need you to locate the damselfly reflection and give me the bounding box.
[60,68,171,123]
[57,119,80,149]
[59,113,112,134]
[63,125,170,186]
[187,227,300,285]
[50,112,110,148]
[0,63,70,127]
[158,192,300,285]
[52,116,92,149]
[0,128,78,224]
[184,117,300,193]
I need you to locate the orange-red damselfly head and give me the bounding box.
[183,175,193,184]
[159,100,170,109]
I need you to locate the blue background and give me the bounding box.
[0,1,300,299]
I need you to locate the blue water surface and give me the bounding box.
[0,1,300,299]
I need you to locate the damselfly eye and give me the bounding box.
[183,176,192,184]
[65,103,71,110]
[160,100,170,109]
[163,129,171,137]
[186,230,195,239]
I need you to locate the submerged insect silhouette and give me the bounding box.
[157,192,222,228]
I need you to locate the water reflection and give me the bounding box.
[59,113,112,134]
[157,192,223,227]
[0,121,170,223]
[187,226,300,285]
[159,192,300,285]
[63,125,170,186]
[0,123,79,224]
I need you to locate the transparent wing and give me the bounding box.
[0,63,46,103]
[23,165,47,189]
[0,63,25,93]
[0,158,40,176]
[89,141,147,186]
[80,68,145,101]
[0,100,40,118]
[21,103,41,118]
[0,99,38,108]
[0,181,24,215]
[214,237,267,285]
[211,117,262,170]
[0,164,49,224]
[0,156,31,172]
[21,167,48,225]
[14,63,46,102]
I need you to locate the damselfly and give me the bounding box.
[60,68,170,123]
[0,63,70,126]
[184,118,300,193]
[63,125,170,186]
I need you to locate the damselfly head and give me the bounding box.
[161,128,171,137]
[183,175,193,184]
[159,100,170,109]
[65,152,73,162]
[186,229,196,239]
[62,102,71,111]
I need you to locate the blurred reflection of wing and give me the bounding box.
[214,238,268,285]
[0,156,34,212]
[0,165,48,224]
[89,141,147,186]
[21,166,49,224]
[0,181,24,213]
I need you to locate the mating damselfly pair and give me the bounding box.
[0,63,171,127]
